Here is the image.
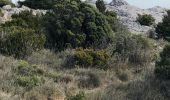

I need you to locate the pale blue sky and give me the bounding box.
[12,0,170,9]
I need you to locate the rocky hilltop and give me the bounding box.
[88,0,167,34]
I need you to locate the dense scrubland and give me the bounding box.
[0,0,170,100]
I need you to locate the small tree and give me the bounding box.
[156,10,170,40]
[137,14,155,26]
[155,45,170,80]
[96,0,106,13]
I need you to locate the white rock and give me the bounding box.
[105,0,167,34]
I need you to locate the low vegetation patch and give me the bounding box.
[137,14,155,26]
[74,48,110,69]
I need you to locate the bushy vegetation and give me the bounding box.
[0,11,45,58]
[156,10,170,41]
[14,60,44,88]
[112,32,154,66]
[44,0,114,51]
[137,14,155,26]
[96,0,106,13]
[74,48,109,69]
[155,45,170,80]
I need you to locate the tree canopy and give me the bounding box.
[44,0,114,51]
[156,10,170,41]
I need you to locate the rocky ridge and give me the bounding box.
[88,0,167,34]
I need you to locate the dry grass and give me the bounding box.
[0,47,170,100]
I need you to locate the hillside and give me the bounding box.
[0,0,170,100]
[88,0,167,34]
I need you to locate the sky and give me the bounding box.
[12,0,170,9]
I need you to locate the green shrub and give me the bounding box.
[78,72,101,89]
[74,48,110,69]
[44,0,113,50]
[156,10,170,41]
[0,11,45,58]
[0,27,45,58]
[16,76,42,88]
[15,60,45,76]
[14,61,44,88]
[155,45,170,80]
[137,14,155,26]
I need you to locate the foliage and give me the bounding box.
[112,32,154,66]
[156,10,170,41]
[137,14,155,26]
[18,0,55,9]
[44,0,113,51]
[96,0,106,13]
[15,60,44,88]
[16,76,42,88]
[155,45,170,80]
[15,60,45,76]
[2,10,43,30]
[0,11,45,58]
[0,27,45,58]
[0,0,11,7]
[74,48,110,69]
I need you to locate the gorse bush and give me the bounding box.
[74,48,110,69]
[156,10,170,40]
[155,45,170,80]
[137,14,155,26]
[44,0,113,51]
[0,11,45,58]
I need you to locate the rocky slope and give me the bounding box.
[88,0,167,34]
